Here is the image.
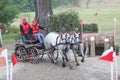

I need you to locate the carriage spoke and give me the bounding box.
[15,46,27,62]
[28,47,39,64]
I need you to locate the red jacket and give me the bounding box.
[20,23,30,35]
[30,24,40,33]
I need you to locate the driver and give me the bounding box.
[30,20,46,43]
[20,18,30,44]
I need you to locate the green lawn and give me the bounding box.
[53,4,120,33]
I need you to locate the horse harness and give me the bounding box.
[72,32,81,43]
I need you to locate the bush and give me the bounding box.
[2,33,19,41]
[11,28,19,34]
[49,11,80,32]
[2,26,19,41]
[0,0,19,24]
[81,23,98,33]
[2,26,19,34]
[49,11,98,32]
[2,26,11,34]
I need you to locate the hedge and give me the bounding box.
[49,11,98,33]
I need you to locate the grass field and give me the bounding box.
[3,3,120,45]
[53,4,120,33]
[11,3,120,33]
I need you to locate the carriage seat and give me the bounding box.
[21,34,40,44]
[25,39,39,44]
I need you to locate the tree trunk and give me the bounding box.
[34,0,53,28]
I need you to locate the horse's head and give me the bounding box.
[69,32,81,44]
[60,33,70,44]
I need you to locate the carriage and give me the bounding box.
[14,31,85,69]
[14,35,59,64]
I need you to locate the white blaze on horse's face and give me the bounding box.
[70,32,81,43]
[75,33,80,42]
[60,33,70,43]
[57,33,70,51]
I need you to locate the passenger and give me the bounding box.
[30,20,46,43]
[20,18,30,44]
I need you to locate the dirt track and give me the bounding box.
[1,55,120,80]
[0,40,120,80]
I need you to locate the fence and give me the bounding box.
[84,34,115,57]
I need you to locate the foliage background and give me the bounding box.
[0,0,19,24]
[49,11,98,32]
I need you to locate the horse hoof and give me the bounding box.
[76,63,80,66]
[62,64,66,67]
[81,59,84,63]
[54,61,58,64]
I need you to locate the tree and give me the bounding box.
[34,0,53,28]
[0,0,19,47]
[0,0,19,24]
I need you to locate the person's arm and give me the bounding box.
[39,25,48,30]
[28,26,32,34]
[20,25,25,34]
[39,25,45,30]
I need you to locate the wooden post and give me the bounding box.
[85,37,89,57]
[90,36,95,57]
[109,36,113,47]
[104,38,110,50]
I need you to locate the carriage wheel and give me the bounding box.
[48,50,59,63]
[28,47,40,64]
[14,46,28,62]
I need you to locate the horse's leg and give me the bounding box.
[58,50,66,67]
[72,49,80,66]
[62,56,66,67]
[50,47,57,63]
[66,49,73,70]
[79,43,85,62]
[63,52,68,62]
[48,47,56,63]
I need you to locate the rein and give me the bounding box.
[44,42,70,51]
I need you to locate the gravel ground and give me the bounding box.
[0,55,120,80]
[0,40,120,80]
